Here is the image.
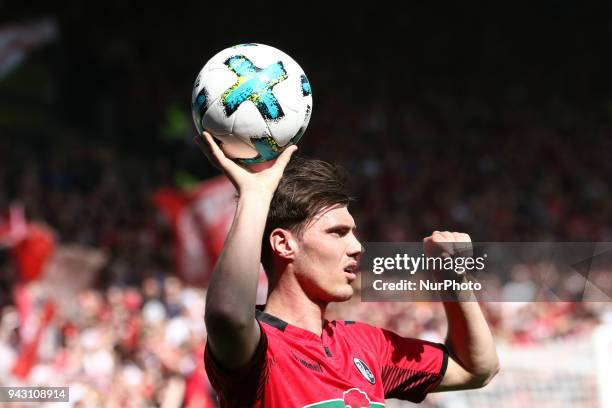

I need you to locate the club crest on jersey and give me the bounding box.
[353,357,375,384]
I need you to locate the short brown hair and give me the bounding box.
[261,156,353,279]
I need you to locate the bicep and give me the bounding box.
[206,316,262,371]
[431,354,484,392]
[205,319,271,406]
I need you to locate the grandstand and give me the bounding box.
[1,2,611,407]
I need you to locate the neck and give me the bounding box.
[264,281,327,337]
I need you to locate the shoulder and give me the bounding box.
[334,320,446,361]
[256,310,288,333]
[334,319,382,332]
[332,320,387,348]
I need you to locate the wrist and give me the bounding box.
[238,187,275,202]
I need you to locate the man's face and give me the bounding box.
[292,205,362,304]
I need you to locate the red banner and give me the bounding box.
[153,176,237,286]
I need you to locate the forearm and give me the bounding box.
[443,296,499,382]
[205,190,272,328]
[424,231,499,390]
[197,133,296,369]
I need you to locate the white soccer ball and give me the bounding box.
[191,43,312,163]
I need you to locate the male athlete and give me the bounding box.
[198,131,499,407]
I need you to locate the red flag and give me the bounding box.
[11,299,55,379]
[0,204,55,282]
[190,177,238,264]
[153,176,237,286]
[153,176,271,297]
[11,223,55,282]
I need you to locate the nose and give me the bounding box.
[347,232,363,259]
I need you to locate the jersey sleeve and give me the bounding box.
[379,328,448,403]
[204,320,271,406]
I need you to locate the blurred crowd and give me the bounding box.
[2,80,612,404]
[0,278,214,407]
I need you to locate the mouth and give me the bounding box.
[344,264,358,282]
[344,272,357,283]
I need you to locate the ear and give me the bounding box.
[269,228,298,261]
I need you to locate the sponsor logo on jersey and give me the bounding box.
[291,351,323,373]
[302,387,384,407]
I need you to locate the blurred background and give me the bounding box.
[1,2,611,407]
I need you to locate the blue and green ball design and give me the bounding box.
[221,55,288,122]
[193,86,209,123]
[301,74,311,96]
[193,44,312,164]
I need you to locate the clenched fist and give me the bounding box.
[423,231,473,292]
[423,231,473,277]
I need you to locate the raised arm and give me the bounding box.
[424,231,500,391]
[197,131,297,370]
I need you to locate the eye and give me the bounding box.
[329,228,350,237]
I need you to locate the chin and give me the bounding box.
[330,286,354,302]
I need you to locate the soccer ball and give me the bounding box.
[191,43,312,164]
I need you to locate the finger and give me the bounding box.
[441,231,454,241]
[203,132,240,170]
[433,231,454,243]
[271,145,298,171]
[433,231,452,242]
[432,232,454,256]
[425,234,444,255]
[439,232,456,255]
[452,232,471,243]
[445,234,457,254]
[453,233,473,256]
[202,132,251,182]
[202,131,227,163]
